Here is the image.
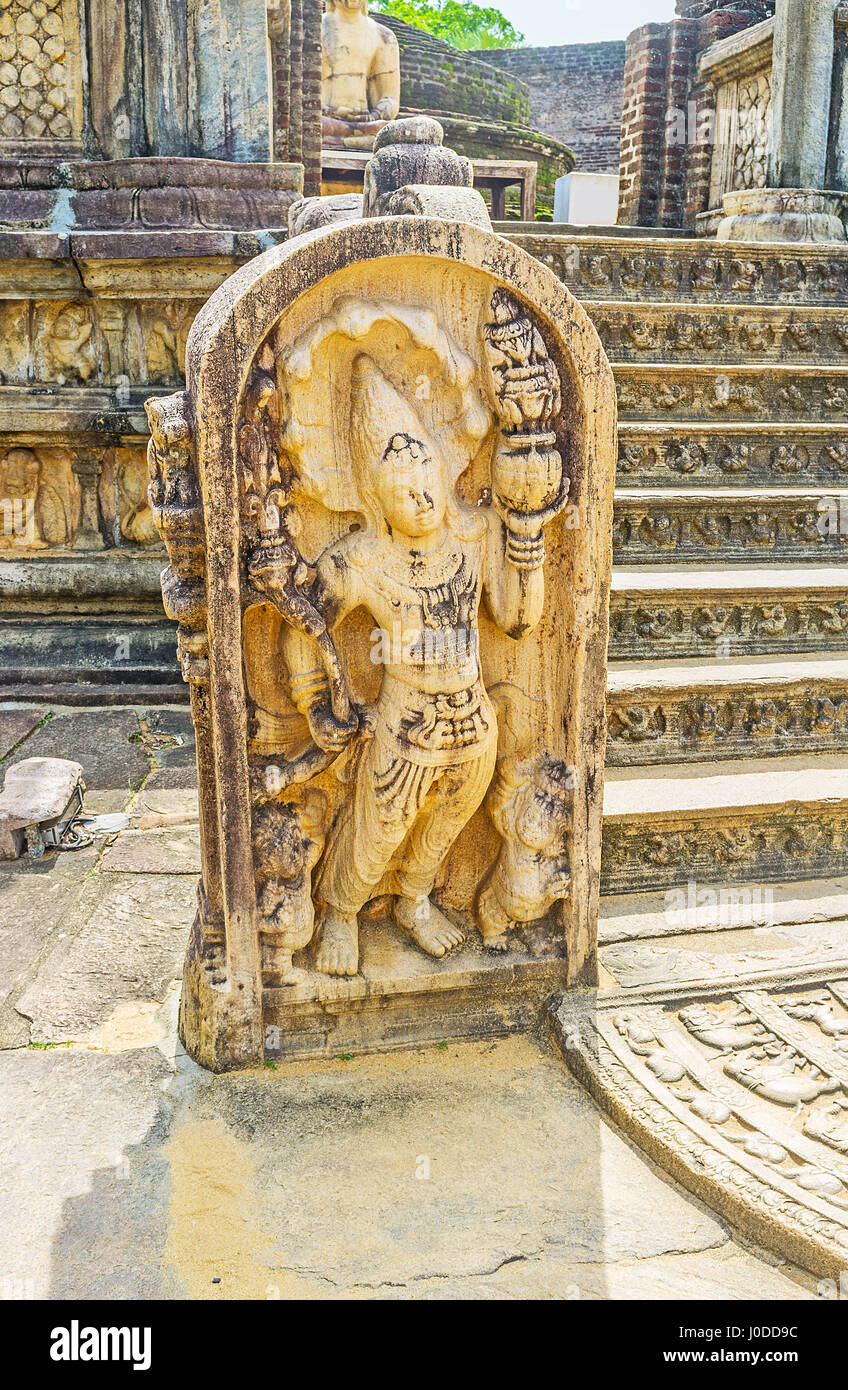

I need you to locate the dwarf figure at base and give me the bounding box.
[477,753,573,952]
[251,791,327,985]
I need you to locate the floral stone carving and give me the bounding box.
[146,217,616,1070]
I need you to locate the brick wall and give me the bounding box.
[377,15,532,128]
[479,43,626,173]
[618,3,774,228]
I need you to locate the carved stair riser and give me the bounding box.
[613,494,848,564]
[607,681,848,765]
[515,235,848,307]
[595,305,848,367]
[615,365,848,424]
[601,809,848,896]
[617,428,848,488]
[610,593,848,661]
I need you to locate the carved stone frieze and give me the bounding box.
[610,590,848,660]
[0,0,83,150]
[732,70,771,193]
[617,428,848,486]
[550,981,848,1277]
[0,295,206,388]
[520,235,848,306]
[607,682,848,765]
[594,305,848,365]
[601,809,848,895]
[615,365,848,422]
[613,492,848,562]
[541,246,844,304]
[0,444,76,548]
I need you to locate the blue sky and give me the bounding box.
[493,0,678,47]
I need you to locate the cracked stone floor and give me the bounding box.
[0,705,818,1300]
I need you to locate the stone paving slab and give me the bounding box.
[0,844,100,1012]
[100,828,201,875]
[140,710,197,790]
[0,1047,175,1300]
[19,709,149,809]
[0,709,45,762]
[16,872,196,1044]
[133,787,199,823]
[0,1035,813,1301]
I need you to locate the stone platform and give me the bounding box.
[264,921,566,1062]
[0,700,840,1291]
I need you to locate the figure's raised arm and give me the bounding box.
[280,540,363,754]
[480,290,569,639]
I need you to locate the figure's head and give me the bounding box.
[325,0,368,13]
[514,757,573,852]
[375,432,446,538]
[349,355,447,539]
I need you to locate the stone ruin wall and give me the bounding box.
[376,13,531,127]
[361,15,574,214]
[480,43,626,175]
[617,1,777,228]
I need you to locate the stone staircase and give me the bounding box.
[505,227,848,954]
[6,225,847,966]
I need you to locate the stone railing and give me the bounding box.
[699,14,774,227]
[697,5,848,238]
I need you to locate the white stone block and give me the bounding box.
[554,172,620,226]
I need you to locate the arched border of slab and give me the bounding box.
[184,216,617,1067]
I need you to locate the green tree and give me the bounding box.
[371,0,524,51]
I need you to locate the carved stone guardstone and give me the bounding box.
[146,217,616,1071]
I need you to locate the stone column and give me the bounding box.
[87,0,144,160]
[268,0,292,161]
[828,6,848,188]
[189,0,275,162]
[71,454,105,552]
[288,0,304,167]
[301,0,322,196]
[717,0,846,242]
[143,0,192,157]
[769,0,835,189]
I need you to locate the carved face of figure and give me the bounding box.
[375,433,447,540]
[514,781,559,852]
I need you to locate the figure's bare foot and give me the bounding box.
[394,895,464,958]
[476,884,513,953]
[481,930,511,953]
[314,910,359,976]
[280,963,308,986]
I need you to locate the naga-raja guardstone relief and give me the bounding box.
[146,216,616,1070]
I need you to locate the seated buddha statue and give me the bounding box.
[322,0,401,150]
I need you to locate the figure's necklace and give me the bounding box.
[376,531,465,587]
